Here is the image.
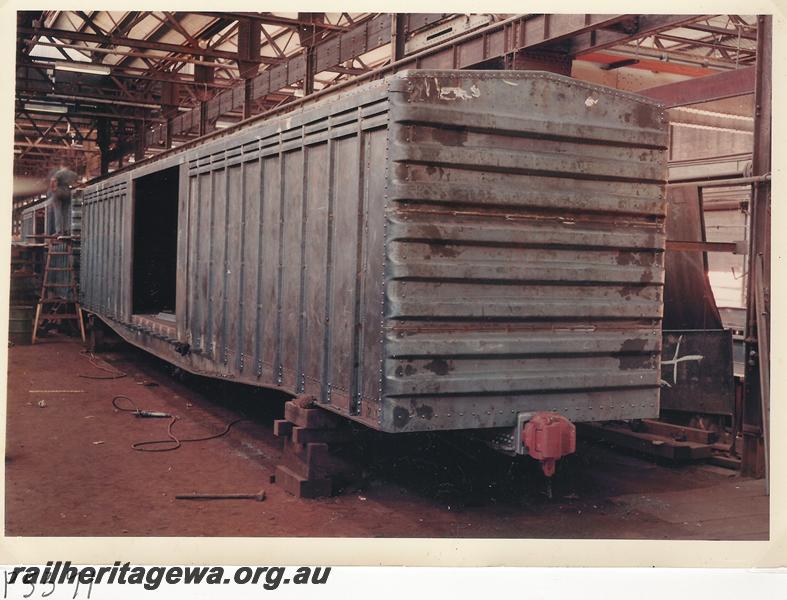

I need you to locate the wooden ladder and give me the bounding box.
[32,236,85,344]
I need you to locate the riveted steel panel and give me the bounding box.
[239,159,261,375]
[381,71,667,432]
[80,181,129,319]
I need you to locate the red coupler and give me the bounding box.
[522,412,576,477]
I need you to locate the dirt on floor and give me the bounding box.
[5,336,769,539]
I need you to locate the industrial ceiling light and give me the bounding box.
[54,61,110,76]
[24,102,68,114]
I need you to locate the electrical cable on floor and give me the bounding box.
[79,351,127,380]
[112,395,248,452]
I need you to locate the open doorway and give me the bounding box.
[132,166,179,317]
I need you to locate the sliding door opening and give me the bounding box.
[132,166,179,317]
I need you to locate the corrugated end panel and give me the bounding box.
[380,71,669,432]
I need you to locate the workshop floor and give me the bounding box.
[5,336,769,539]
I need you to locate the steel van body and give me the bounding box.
[80,70,668,440]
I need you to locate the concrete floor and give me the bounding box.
[5,336,769,539]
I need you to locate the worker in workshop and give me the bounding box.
[48,167,77,235]
[39,166,80,337]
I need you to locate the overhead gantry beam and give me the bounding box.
[193,12,349,31]
[557,14,705,55]
[18,25,284,64]
[639,65,755,107]
[148,13,701,148]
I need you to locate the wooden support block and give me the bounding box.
[274,400,357,498]
[275,465,332,499]
[280,439,333,479]
[284,401,339,430]
[273,419,294,438]
[578,423,713,461]
[280,438,310,478]
[279,456,308,480]
[708,454,742,470]
[711,442,735,452]
[642,419,717,444]
[292,426,349,445]
[641,419,719,444]
[276,439,334,498]
[305,443,332,480]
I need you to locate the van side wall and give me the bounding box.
[82,180,131,323]
[82,81,393,429]
[180,90,390,421]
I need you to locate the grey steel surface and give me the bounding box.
[21,202,49,241]
[81,181,129,320]
[80,70,668,433]
[660,329,734,415]
[21,212,34,240]
[380,71,667,431]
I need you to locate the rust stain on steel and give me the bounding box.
[393,406,410,428]
[395,364,418,377]
[414,403,435,420]
[620,338,648,353]
[632,102,659,128]
[616,251,655,267]
[424,358,452,376]
[429,127,468,147]
[427,242,459,259]
[618,337,653,370]
[617,284,644,300]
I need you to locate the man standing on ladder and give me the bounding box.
[32,167,85,343]
[48,167,77,235]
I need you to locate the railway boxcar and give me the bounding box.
[80,70,668,467]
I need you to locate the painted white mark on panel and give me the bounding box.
[585,96,599,107]
[660,334,704,388]
[439,85,481,101]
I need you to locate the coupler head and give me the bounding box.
[520,412,576,477]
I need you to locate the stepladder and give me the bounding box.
[32,236,85,344]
